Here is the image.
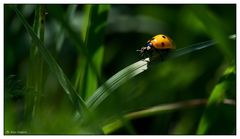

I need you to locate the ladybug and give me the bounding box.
[137,34,175,58]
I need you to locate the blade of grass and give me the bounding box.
[75,5,110,100]
[169,40,216,58]
[47,5,109,133]
[197,65,236,134]
[12,6,88,117]
[86,58,149,110]
[46,5,97,69]
[25,5,45,124]
[190,5,234,60]
[56,5,77,52]
[46,5,83,53]
[102,98,235,134]
[46,5,109,100]
[25,5,39,123]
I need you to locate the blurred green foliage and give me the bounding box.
[4,4,235,134]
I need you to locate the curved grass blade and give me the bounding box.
[197,65,236,134]
[12,6,89,116]
[86,58,149,110]
[102,98,235,134]
[86,35,235,111]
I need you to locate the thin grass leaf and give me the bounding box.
[12,6,88,116]
[56,5,77,52]
[197,65,236,134]
[75,5,110,100]
[86,58,149,110]
[46,5,101,69]
[25,5,45,123]
[169,40,216,58]
[190,5,234,60]
[47,5,107,87]
[25,5,39,122]
[102,98,235,134]
[46,5,110,100]
[46,5,83,53]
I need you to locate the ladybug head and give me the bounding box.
[137,42,153,57]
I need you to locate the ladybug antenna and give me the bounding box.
[136,47,144,53]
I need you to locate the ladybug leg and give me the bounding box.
[137,46,152,58]
[136,47,146,54]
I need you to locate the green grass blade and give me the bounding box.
[46,5,110,100]
[86,58,149,110]
[169,40,216,58]
[25,5,39,122]
[75,5,110,100]
[102,98,235,134]
[46,5,83,53]
[12,6,88,116]
[56,5,77,52]
[197,65,236,134]
[25,5,45,123]
[190,5,234,60]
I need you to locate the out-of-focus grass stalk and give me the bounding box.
[102,98,235,134]
[25,5,45,125]
[197,65,236,134]
[56,5,77,52]
[74,5,110,100]
[73,5,111,134]
[12,5,89,118]
[13,5,107,134]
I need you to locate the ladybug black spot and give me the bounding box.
[161,42,165,47]
[162,36,166,38]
